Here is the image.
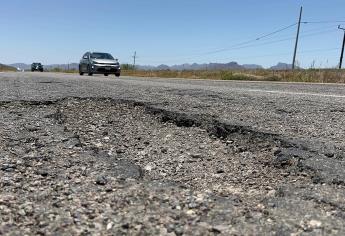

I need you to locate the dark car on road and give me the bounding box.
[79,52,121,77]
[31,63,43,72]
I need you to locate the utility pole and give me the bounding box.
[338,25,345,69]
[292,6,303,70]
[132,51,137,69]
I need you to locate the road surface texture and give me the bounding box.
[0,72,345,235]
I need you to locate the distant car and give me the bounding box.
[31,63,43,72]
[79,52,121,77]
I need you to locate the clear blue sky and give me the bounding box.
[1,0,345,68]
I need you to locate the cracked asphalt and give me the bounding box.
[0,72,345,235]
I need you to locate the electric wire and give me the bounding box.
[217,47,340,62]
[138,20,344,65]
[142,28,339,63]
[196,23,297,56]
[302,20,345,24]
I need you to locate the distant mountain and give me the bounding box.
[139,62,245,71]
[0,63,17,71]
[9,63,31,70]
[171,63,205,70]
[270,62,293,70]
[156,64,170,70]
[242,64,263,69]
[209,62,244,70]
[136,65,156,70]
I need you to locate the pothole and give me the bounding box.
[1,97,345,235]
[0,97,314,196]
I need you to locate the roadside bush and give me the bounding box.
[120,68,345,83]
[121,64,135,70]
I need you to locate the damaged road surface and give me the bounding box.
[0,73,345,235]
[1,97,345,235]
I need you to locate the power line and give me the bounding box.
[191,29,338,56]
[134,20,345,63]
[141,47,340,68]
[302,20,345,24]
[198,23,298,56]
[198,26,339,56]
[138,17,345,65]
[202,23,341,54]
[301,24,336,30]
[141,28,340,64]
[229,25,338,44]
[255,23,298,40]
[300,29,339,39]
[141,23,343,62]
[222,47,340,61]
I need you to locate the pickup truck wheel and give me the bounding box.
[115,73,120,77]
[104,74,109,76]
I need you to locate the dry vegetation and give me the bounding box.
[44,67,345,83]
[0,64,16,72]
[122,69,345,83]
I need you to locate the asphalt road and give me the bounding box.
[1,72,345,235]
[1,72,345,147]
[1,72,345,181]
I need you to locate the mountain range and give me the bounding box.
[137,62,293,70]
[7,62,294,71]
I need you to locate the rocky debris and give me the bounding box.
[95,175,107,185]
[190,153,203,159]
[0,98,344,235]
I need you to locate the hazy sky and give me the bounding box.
[1,0,345,68]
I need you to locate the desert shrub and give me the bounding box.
[121,69,345,83]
